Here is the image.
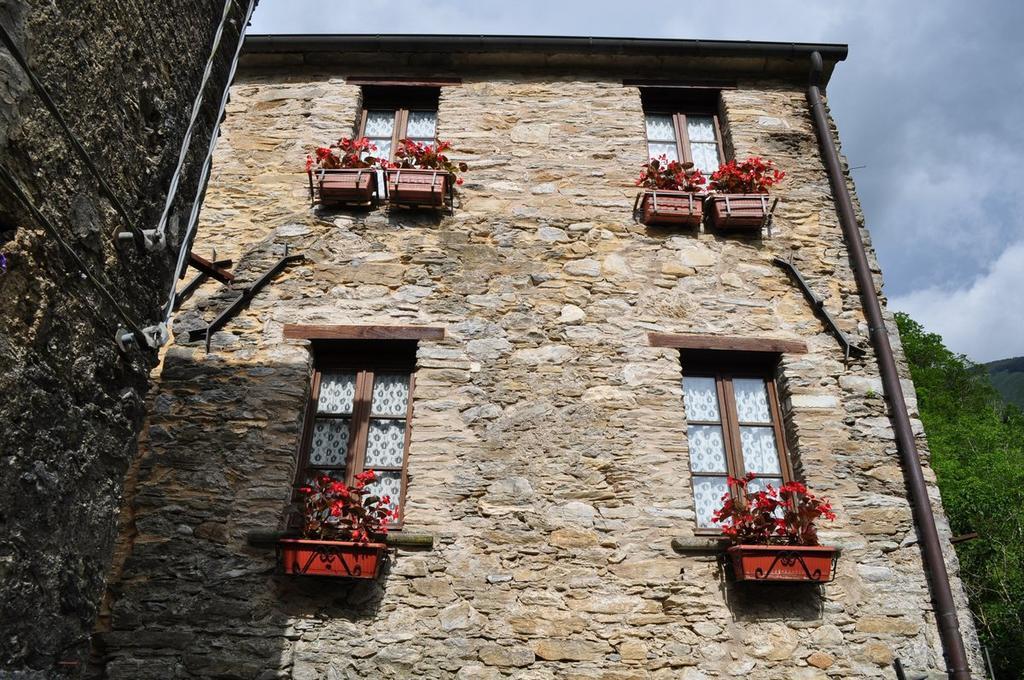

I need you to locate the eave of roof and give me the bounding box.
[241,34,847,84]
[245,34,847,60]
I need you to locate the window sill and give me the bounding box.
[671,536,730,555]
[671,537,845,558]
[246,530,434,551]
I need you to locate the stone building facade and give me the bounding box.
[98,37,983,679]
[0,0,252,674]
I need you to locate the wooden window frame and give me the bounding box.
[292,343,417,530]
[682,359,795,536]
[643,109,726,168]
[357,86,440,162]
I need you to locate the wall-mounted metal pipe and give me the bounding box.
[806,50,972,679]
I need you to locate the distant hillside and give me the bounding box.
[986,356,1024,409]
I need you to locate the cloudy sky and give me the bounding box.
[250,0,1024,363]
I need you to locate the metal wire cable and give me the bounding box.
[0,20,143,245]
[162,0,256,325]
[0,164,146,339]
[151,0,238,244]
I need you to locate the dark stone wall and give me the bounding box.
[0,0,249,674]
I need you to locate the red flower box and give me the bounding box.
[639,191,704,227]
[386,168,450,208]
[309,168,377,207]
[726,544,838,583]
[707,193,771,230]
[278,539,386,579]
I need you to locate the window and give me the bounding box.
[294,342,417,526]
[358,86,440,161]
[682,366,794,530]
[641,89,725,179]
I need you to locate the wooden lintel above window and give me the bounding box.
[624,78,736,89]
[283,324,446,341]
[346,76,462,87]
[648,332,807,354]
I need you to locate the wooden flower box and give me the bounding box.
[308,168,378,207]
[385,168,450,209]
[277,539,386,578]
[638,191,704,227]
[726,544,838,583]
[707,193,771,230]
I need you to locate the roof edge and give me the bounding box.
[243,34,848,62]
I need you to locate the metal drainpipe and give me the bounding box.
[806,50,972,679]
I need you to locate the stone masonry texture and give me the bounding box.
[99,46,984,678]
[0,1,249,675]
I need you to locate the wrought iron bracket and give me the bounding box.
[773,256,866,360]
[632,191,644,223]
[751,549,837,582]
[893,658,933,680]
[762,197,779,237]
[187,247,304,351]
[173,252,234,311]
[185,251,235,284]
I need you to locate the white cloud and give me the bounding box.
[890,241,1024,363]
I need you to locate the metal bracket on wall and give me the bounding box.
[186,247,304,352]
[172,251,234,311]
[762,197,779,237]
[892,658,932,680]
[773,256,865,360]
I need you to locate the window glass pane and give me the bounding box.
[645,114,676,142]
[694,476,729,528]
[364,110,395,137]
[371,374,410,416]
[309,418,350,467]
[366,471,402,513]
[740,426,782,475]
[317,372,357,414]
[647,142,678,162]
[683,376,720,422]
[371,139,392,161]
[687,425,728,473]
[690,142,720,176]
[406,110,437,139]
[686,115,716,142]
[365,419,406,468]
[733,378,771,424]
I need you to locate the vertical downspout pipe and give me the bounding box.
[805,51,972,679]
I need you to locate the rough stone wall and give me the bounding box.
[100,67,984,679]
[0,0,248,674]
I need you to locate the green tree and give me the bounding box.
[896,312,1024,678]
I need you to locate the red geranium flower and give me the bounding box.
[712,473,835,546]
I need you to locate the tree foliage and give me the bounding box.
[896,312,1024,678]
